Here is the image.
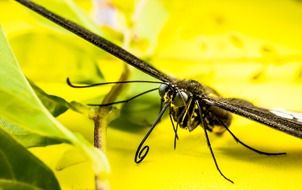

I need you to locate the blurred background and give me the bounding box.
[1,0,302,189]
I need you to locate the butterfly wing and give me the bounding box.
[203,97,302,138]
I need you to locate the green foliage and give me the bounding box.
[10,0,105,84]
[29,80,70,117]
[0,28,67,146]
[111,71,162,131]
[0,26,108,177]
[0,128,60,190]
[0,117,66,148]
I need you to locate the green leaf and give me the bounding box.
[0,179,42,190]
[10,31,104,84]
[55,147,87,171]
[130,0,168,52]
[110,70,162,131]
[10,0,105,84]
[0,117,66,148]
[0,128,60,190]
[29,80,70,117]
[36,0,101,33]
[0,27,67,145]
[0,27,108,174]
[108,0,168,53]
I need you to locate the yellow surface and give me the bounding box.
[106,82,302,190]
[1,0,302,189]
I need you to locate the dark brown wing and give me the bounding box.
[15,0,172,83]
[203,97,302,138]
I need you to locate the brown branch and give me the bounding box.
[93,63,130,190]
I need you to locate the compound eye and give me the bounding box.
[159,83,169,97]
[173,90,189,107]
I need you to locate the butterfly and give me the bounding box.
[15,0,302,183]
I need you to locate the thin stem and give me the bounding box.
[92,64,130,190]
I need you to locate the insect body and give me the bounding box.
[160,80,231,133]
[15,0,302,184]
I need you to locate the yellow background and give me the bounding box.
[1,0,302,189]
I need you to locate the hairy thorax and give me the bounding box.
[166,79,232,134]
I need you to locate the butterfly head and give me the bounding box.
[159,83,192,108]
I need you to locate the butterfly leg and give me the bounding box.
[169,112,179,150]
[223,125,286,156]
[197,101,234,183]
